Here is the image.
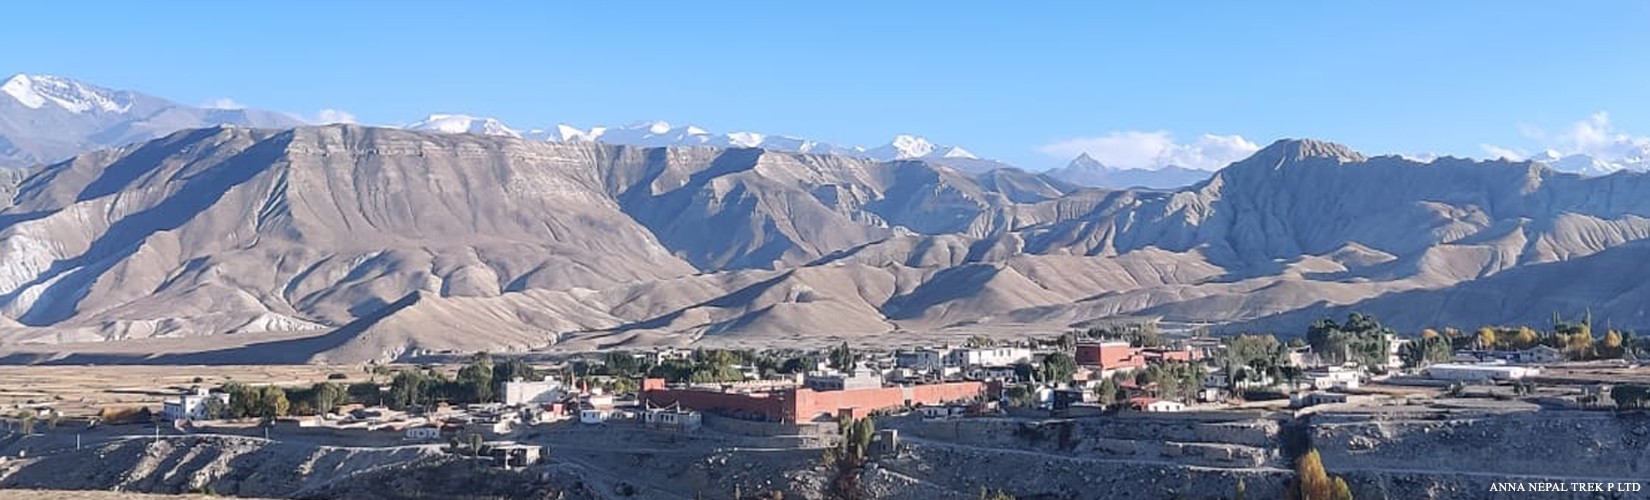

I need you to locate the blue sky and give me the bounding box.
[4,1,1649,170]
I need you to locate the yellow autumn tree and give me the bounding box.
[1602,330,1624,358]
[1567,330,1594,359]
[1331,477,1353,500]
[1476,327,1498,350]
[1288,449,1334,500]
[1420,328,1440,340]
[1514,327,1539,349]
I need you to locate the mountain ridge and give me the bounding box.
[0,73,306,168]
[5,127,1650,362]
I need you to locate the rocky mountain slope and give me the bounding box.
[3,126,1650,362]
[0,74,304,168]
[1044,152,1214,189]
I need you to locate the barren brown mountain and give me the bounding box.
[2,125,1647,363]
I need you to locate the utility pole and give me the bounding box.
[76,433,81,450]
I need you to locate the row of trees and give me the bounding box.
[1306,313,1393,369]
[589,348,818,385]
[1420,315,1641,361]
[382,353,538,410]
[1220,334,1304,394]
[1084,360,1210,407]
[213,383,292,420]
[1398,335,1452,369]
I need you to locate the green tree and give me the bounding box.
[1093,377,1122,407]
[606,376,638,396]
[1225,334,1286,370]
[311,382,348,415]
[204,396,227,419]
[456,353,496,404]
[829,342,857,372]
[1040,352,1077,385]
[603,351,640,376]
[1614,384,1650,409]
[823,416,877,500]
[492,358,538,384]
[17,409,36,435]
[1003,385,1038,408]
[778,356,812,374]
[1400,336,1452,369]
[1307,313,1392,368]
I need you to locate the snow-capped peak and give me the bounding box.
[403,114,997,168]
[886,134,936,159]
[2,74,133,114]
[726,131,766,148]
[406,114,522,138]
[940,146,978,159]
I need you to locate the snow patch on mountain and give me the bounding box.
[2,74,132,114]
[424,117,993,170]
[1483,112,1650,176]
[405,114,522,138]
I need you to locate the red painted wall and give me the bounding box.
[643,380,983,423]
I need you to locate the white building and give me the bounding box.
[1522,345,1562,364]
[1304,366,1361,390]
[406,427,443,440]
[640,348,693,365]
[1385,334,1408,370]
[805,364,884,391]
[642,405,702,431]
[1287,394,1379,409]
[579,408,614,424]
[1129,398,1186,412]
[1427,363,1540,382]
[503,377,566,407]
[895,349,949,371]
[162,387,231,421]
[946,347,1032,368]
[919,405,969,419]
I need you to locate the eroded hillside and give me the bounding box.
[3,126,1650,362]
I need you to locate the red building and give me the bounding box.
[641,378,984,423]
[1141,347,1201,363]
[1075,341,1147,372]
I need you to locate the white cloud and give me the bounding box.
[1479,144,1525,161]
[1484,111,1650,163]
[309,108,357,124]
[203,97,244,110]
[1036,131,1260,171]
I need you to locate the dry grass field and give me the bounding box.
[0,365,381,418]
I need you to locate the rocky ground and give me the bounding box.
[1,406,1647,499]
[2,492,269,500]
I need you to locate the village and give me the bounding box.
[3,313,1650,498]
